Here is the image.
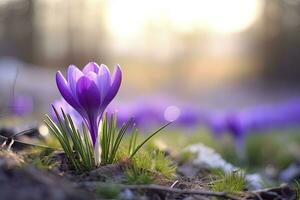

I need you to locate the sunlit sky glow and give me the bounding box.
[106,0,263,39]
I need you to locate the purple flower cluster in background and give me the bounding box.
[206,98,300,146]
[52,96,205,131]
[52,74,300,151]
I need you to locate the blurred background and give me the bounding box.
[0,0,299,123]
[1,0,300,174]
[0,0,300,112]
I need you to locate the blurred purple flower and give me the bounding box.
[133,99,167,127]
[111,98,204,129]
[10,95,33,116]
[228,99,300,138]
[55,62,122,146]
[52,94,206,135]
[205,112,228,137]
[109,99,167,129]
[206,99,300,149]
[175,105,203,127]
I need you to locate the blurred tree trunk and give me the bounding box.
[0,0,34,62]
[260,0,300,86]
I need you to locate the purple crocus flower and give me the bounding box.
[55,62,122,146]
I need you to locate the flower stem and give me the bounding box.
[87,115,98,147]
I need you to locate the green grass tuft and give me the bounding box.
[124,151,153,184]
[44,107,95,171]
[211,171,246,194]
[45,107,170,172]
[210,168,226,177]
[100,113,134,165]
[133,151,153,169]
[125,168,154,185]
[124,150,175,184]
[153,150,176,178]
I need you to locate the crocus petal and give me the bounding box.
[82,62,100,74]
[56,71,80,110]
[76,76,101,114]
[67,65,76,81]
[98,64,111,76]
[96,64,111,103]
[85,71,98,81]
[102,64,122,108]
[86,71,102,103]
[67,65,83,96]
